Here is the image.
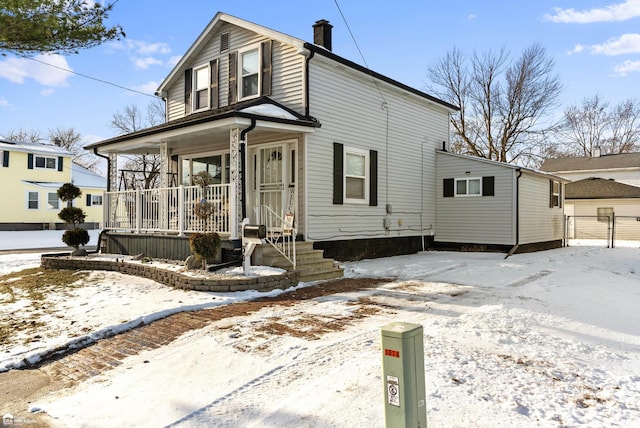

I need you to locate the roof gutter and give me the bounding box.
[239,118,257,220]
[505,168,522,259]
[93,148,112,192]
[304,47,315,117]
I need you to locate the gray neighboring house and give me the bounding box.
[540,151,640,187]
[435,151,568,253]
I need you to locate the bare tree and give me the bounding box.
[48,127,101,172]
[557,95,640,157]
[2,127,102,172]
[2,128,43,144]
[109,100,165,189]
[428,44,563,166]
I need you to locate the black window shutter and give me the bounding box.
[333,143,344,205]
[228,51,238,104]
[443,178,454,197]
[482,176,495,196]
[559,183,563,208]
[27,153,33,169]
[369,150,378,206]
[261,40,272,96]
[58,157,63,172]
[86,194,92,206]
[209,59,219,109]
[549,180,554,208]
[184,68,193,114]
[2,151,8,167]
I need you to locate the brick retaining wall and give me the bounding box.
[41,255,299,292]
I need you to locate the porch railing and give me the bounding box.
[104,184,232,235]
[258,204,296,269]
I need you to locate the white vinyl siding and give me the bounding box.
[519,175,565,244]
[305,58,451,242]
[165,24,305,122]
[436,152,515,245]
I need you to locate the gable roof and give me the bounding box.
[565,177,640,199]
[436,150,569,182]
[72,162,106,189]
[0,138,72,156]
[540,152,640,173]
[157,11,457,112]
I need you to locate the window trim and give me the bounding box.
[238,43,261,101]
[454,177,481,197]
[27,191,39,210]
[47,192,60,210]
[89,194,103,206]
[34,155,57,170]
[193,64,210,112]
[343,147,369,204]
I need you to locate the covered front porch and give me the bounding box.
[89,98,320,267]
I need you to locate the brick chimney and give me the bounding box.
[313,19,333,51]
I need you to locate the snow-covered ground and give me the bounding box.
[1,231,639,427]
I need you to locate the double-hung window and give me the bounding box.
[47,192,60,210]
[27,191,39,210]
[455,178,481,197]
[35,155,57,169]
[194,65,209,111]
[550,180,561,208]
[344,149,368,203]
[239,46,260,100]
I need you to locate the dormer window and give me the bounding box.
[194,65,209,111]
[239,46,260,100]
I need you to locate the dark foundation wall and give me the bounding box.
[433,240,563,254]
[313,235,435,262]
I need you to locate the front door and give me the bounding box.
[250,141,296,230]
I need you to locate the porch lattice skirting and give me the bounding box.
[41,254,299,292]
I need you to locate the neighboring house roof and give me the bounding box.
[157,12,458,112]
[72,162,106,189]
[437,150,569,182]
[540,152,640,173]
[565,177,640,199]
[86,97,320,149]
[0,138,72,156]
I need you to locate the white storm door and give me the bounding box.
[256,144,286,227]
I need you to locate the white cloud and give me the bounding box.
[0,54,71,87]
[0,97,11,108]
[133,57,163,70]
[570,33,640,56]
[108,39,172,69]
[590,33,640,55]
[467,14,477,21]
[544,0,640,23]
[614,59,640,75]
[132,80,160,96]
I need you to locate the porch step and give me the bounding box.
[253,242,344,283]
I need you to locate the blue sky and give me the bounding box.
[1,0,639,146]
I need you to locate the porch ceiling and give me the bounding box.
[86,97,320,155]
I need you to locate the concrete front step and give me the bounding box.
[253,242,344,283]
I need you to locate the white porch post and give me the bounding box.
[159,142,169,231]
[229,128,242,239]
[108,153,118,191]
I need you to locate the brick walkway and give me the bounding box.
[32,277,385,387]
[38,303,262,386]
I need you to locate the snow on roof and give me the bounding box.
[238,104,299,120]
[72,163,106,189]
[0,138,72,156]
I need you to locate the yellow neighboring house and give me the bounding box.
[0,138,106,231]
